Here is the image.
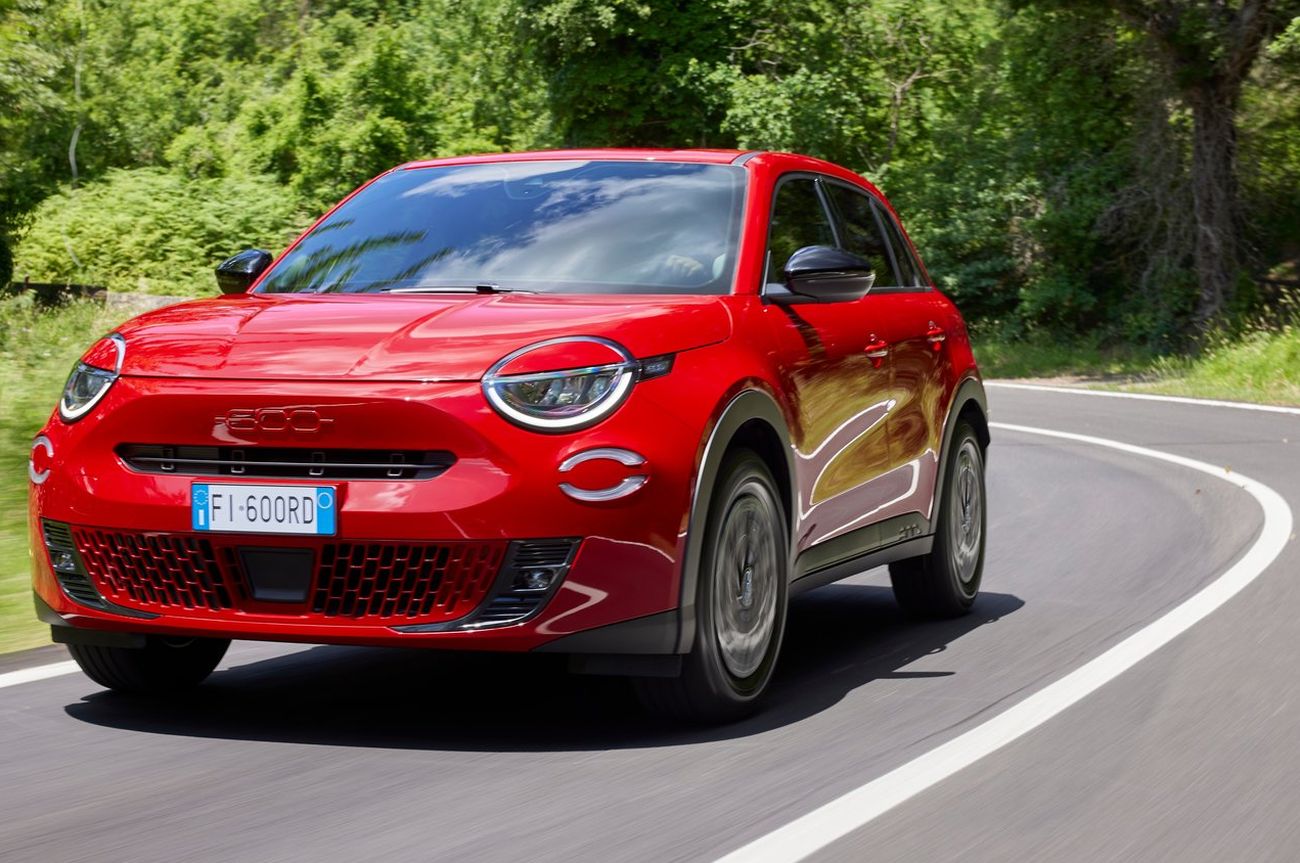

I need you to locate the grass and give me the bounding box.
[974,326,1300,407]
[1,295,123,653]
[1133,326,1300,404]
[970,336,1157,381]
[0,297,1294,655]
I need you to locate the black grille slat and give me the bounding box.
[512,542,576,568]
[42,521,75,549]
[58,574,104,606]
[118,445,454,481]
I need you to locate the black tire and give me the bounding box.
[634,450,789,723]
[889,421,986,618]
[67,636,230,694]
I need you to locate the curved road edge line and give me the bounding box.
[987,381,1300,415]
[0,660,79,689]
[716,421,1294,863]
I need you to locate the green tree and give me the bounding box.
[0,0,68,284]
[1058,0,1300,324]
[520,0,743,146]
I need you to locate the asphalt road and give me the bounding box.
[2,385,1297,863]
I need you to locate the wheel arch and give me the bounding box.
[676,388,796,653]
[931,376,990,527]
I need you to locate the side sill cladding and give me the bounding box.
[676,389,796,654]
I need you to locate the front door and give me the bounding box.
[761,175,896,561]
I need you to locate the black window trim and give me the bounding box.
[819,175,933,295]
[760,171,842,297]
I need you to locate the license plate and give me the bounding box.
[191,483,337,536]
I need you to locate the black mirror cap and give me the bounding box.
[772,245,876,304]
[215,249,274,294]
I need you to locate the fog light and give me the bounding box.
[52,550,79,573]
[514,567,556,592]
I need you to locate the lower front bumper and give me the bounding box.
[29,374,703,655]
[32,518,683,654]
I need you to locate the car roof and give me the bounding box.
[395,149,878,191]
[397,148,753,169]
[393,149,882,194]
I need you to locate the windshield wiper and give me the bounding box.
[383,283,531,295]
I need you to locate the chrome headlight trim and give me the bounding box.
[58,333,125,423]
[482,336,639,432]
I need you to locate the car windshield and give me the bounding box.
[257,160,746,295]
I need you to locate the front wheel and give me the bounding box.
[889,421,986,618]
[67,636,230,694]
[634,450,789,723]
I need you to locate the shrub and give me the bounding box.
[13,168,308,295]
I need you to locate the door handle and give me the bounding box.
[926,322,947,350]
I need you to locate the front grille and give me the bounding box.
[310,543,506,620]
[74,528,232,612]
[58,524,509,625]
[117,444,455,480]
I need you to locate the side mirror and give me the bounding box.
[215,249,273,294]
[769,245,876,304]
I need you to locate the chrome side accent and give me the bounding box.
[558,447,646,471]
[557,447,648,501]
[559,476,648,502]
[29,435,53,485]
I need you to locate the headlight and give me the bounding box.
[59,334,125,422]
[483,337,673,432]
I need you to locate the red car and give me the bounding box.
[29,149,988,720]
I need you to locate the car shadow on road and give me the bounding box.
[64,582,1023,751]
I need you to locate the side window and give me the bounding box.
[823,182,897,287]
[871,199,924,288]
[765,177,837,287]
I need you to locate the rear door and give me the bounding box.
[825,180,954,523]
[876,199,956,522]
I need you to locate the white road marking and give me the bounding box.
[0,660,78,689]
[716,421,1293,863]
[987,381,1300,415]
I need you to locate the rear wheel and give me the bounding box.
[67,636,230,694]
[634,450,788,723]
[889,421,986,618]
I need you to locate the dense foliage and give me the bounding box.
[15,168,305,293]
[3,0,1299,345]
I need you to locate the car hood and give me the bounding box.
[111,293,733,381]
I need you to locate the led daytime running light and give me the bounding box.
[59,333,125,422]
[483,337,639,432]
